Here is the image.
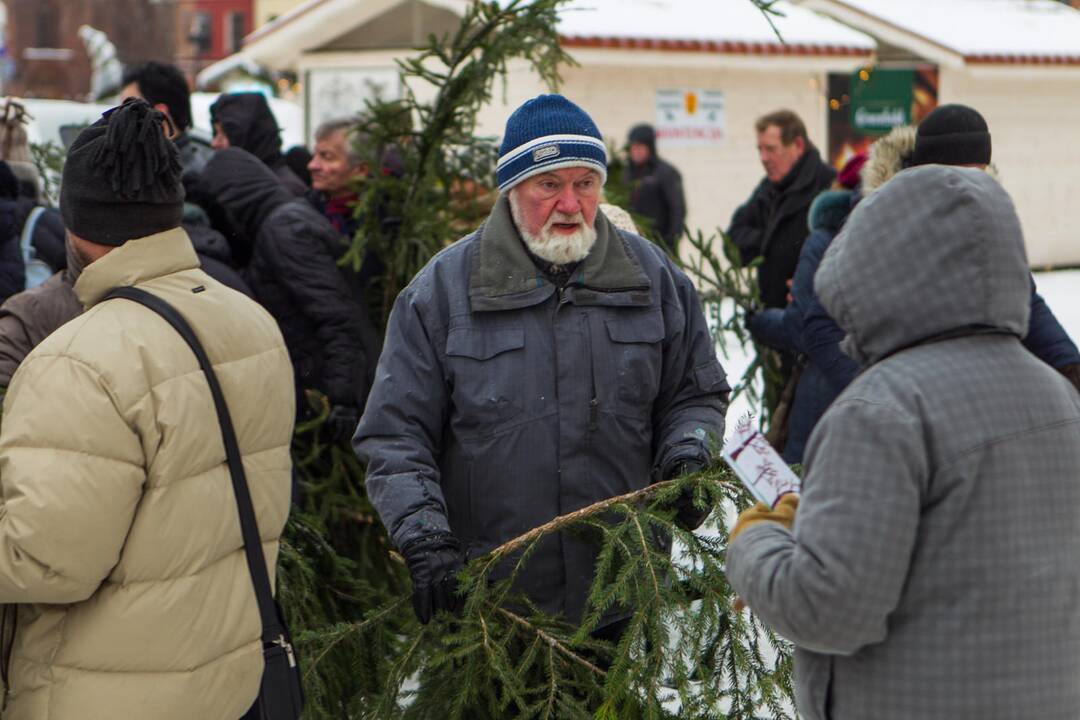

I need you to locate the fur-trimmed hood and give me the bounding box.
[861,124,998,195]
[860,126,916,195]
[807,189,854,234]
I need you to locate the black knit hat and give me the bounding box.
[911,104,991,167]
[60,98,184,246]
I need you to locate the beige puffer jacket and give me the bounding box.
[0,228,295,720]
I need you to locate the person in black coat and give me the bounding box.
[3,157,65,285]
[625,123,686,253]
[184,221,253,298]
[201,147,377,441]
[209,93,307,197]
[0,162,25,301]
[728,110,835,310]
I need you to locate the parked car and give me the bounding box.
[19,93,303,202]
[21,98,113,149]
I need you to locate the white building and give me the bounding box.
[802,0,1080,266]
[203,0,1080,266]
[200,0,874,253]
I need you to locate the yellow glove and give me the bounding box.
[729,494,800,543]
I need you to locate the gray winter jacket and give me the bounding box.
[727,166,1080,720]
[355,195,729,624]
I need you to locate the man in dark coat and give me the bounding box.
[0,161,24,301]
[209,93,307,196]
[306,120,406,311]
[626,123,686,253]
[354,95,729,629]
[201,147,376,442]
[0,141,66,286]
[728,109,835,309]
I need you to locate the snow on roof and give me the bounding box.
[557,0,876,51]
[831,0,1080,60]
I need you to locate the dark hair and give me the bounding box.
[755,109,808,145]
[284,145,313,187]
[121,61,192,132]
[0,161,18,200]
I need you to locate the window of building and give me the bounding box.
[36,0,59,47]
[189,12,213,55]
[226,11,247,53]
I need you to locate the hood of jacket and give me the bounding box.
[815,165,1030,367]
[201,148,293,239]
[860,125,916,195]
[807,189,854,234]
[861,124,999,196]
[209,93,284,166]
[627,123,657,157]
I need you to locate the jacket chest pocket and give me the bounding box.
[599,312,664,418]
[446,327,526,431]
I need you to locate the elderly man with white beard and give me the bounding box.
[354,95,729,636]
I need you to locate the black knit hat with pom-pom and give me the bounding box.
[60,97,184,246]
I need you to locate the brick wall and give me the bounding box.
[6,0,176,99]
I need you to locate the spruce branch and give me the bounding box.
[495,606,609,679]
[485,478,685,563]
[751,0,787,44]
[358,467,795,718]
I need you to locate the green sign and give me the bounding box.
[850,68,914,136]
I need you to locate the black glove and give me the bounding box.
[743,306,764,340]
[1060,363,1080,395]
[668,460,711,531]
[401,533,467,624]
[326,404,360,444]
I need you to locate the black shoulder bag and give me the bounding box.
[105,286,304,720]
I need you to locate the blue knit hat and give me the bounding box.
[496,94,607,193]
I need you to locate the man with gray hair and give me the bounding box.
[308,118,367,209]
[354,94,729,630]
[306,119,386,292]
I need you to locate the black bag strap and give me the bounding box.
[104,286,283,643]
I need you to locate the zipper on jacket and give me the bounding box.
[583,310,599,433]
[552,288,566,511]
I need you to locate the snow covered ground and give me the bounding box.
[1035,270,1080,340]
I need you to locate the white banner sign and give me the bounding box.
[306,67,401,143]
[654,89,725,146]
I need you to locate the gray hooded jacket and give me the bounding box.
[727,166,1080,720]
[355,195,729,623]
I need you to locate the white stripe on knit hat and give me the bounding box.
[498,156,608,191]
[497,133,608,168]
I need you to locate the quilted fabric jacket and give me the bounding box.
[727,166,1080,720]
[0,228,295,719]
